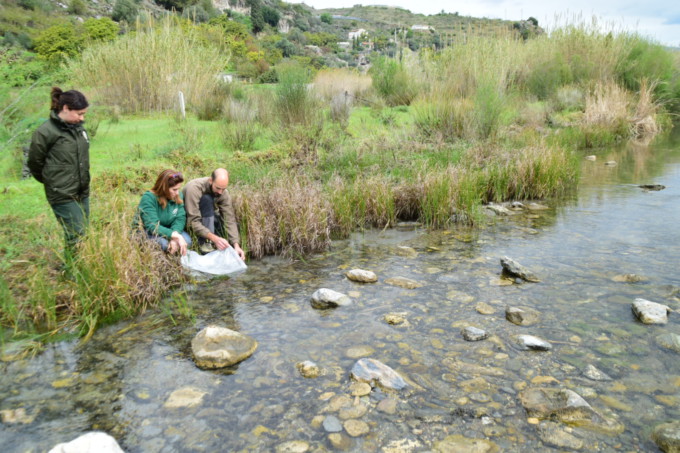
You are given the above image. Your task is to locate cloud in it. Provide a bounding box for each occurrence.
[663,15,680,25]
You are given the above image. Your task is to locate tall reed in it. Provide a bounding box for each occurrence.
[71,16,227,113]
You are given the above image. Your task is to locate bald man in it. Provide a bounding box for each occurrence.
[182,168,245,259]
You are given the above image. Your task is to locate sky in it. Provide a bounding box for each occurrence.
[287,0,680,47]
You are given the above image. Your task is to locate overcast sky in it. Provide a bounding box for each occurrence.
[287,0,679,47]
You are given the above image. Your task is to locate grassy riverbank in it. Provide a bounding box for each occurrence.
[1,19,678,347]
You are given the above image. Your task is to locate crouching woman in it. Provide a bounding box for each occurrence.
[134,170,192,255]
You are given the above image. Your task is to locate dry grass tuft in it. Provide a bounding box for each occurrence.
[583,80,629,128]
[232,178,331,259]
[629,79,661,143]
[313,68,372,101]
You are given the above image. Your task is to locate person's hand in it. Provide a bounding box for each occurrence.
[176,235,188,256]
[233,243,245,261]
[210,234,230,251]
[170,232,188,256]
[167,240,179,255]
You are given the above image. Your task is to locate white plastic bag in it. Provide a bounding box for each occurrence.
[181,247,247,278]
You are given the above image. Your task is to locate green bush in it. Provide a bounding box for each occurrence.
[112,0,138,24]
[275,62,315,125]
[83,18,120,43]
[370,56,418,106]
[34,24,83,66]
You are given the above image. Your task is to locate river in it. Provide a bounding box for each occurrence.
[1,134,679,452]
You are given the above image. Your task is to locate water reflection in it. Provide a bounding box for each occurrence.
[2,137,680,452]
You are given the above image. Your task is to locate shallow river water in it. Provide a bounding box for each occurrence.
[2,136,680,452]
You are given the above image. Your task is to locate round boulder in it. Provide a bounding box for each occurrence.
[191,325,258,369]
[346,269,378,283]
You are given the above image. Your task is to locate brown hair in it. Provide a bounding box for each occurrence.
[151,169,184,209]
[51,87,89,113]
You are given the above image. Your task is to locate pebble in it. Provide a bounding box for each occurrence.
[328,433,352,450]
[349,382,372,396]
[376,398,398,414]
[322,415,343,432]
[475,302,496,315]
[344,419,370,437]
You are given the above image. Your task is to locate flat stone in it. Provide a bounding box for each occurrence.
[395,246,418,257]
[475,302,495,315]
[537,421,584,450]
[526,202,550,211]
[344,419,370,437]
[500,256,539,282]
[505,306,540,326]
[377,398,398,414]
[513,334,552,351]
[346,269,378,283]
[652,421,680,453]
[275,440,310,453]
[385,277,423,289]
[632,298,670,324]
[322,415,343,432]
[345,346,375,359]
[349,382,372,397]
[656,333,680,353]
[164,387,207,408]
[191,325,258,369]
[338,404,368,420]
[486,203,513,216]
[0,408,37,424]
[433,434,500,453]
[583,364,612,381]
[311,288,352,309]
[328,433,353,450]
[48,432,125,453]
[612,274,647,283]
[462,326,489,341]
[351,358,407,390]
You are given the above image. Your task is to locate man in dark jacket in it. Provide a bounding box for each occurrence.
[28,88,90,257]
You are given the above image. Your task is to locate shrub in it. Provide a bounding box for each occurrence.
[275,62,316,125]
[34,24,83,66]
[112,0,138,24]
[83,18,120,43]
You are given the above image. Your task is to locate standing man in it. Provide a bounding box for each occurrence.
[183,168,245,260]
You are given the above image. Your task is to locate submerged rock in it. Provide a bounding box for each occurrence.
[323,415,343,433]
[0,407,37,425]
[537,421,584,450]
[385,277,423,289]
[500,256,540,282]
[583,364,612,381]
[486,203,513,216]
[351,358,407,391]
[311,288,352,309]
[275,440,310,453]
[383,312,409,326]
[296,360,322,378]
[612,273,647,283]
[48,432,124,453]
[656,333,680,353]
[506,306,541,326]
[632,298,671,324]
[164,387,207,408]
[343,419,369,437]
[346,269,378,283]
[395,246,418,258]
[475,302,496,315]
[191,326,258,369]
[652,421,680,453]
[433,434,500,453]
[639,184,666,191]
[513,334,552,351]
[462,326,489,341]
[519,387,624,435]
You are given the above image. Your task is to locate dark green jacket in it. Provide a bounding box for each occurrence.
[28,111,90,205]
[134,191,187,239]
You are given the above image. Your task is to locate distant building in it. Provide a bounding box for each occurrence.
[337,42,351,50]
[411,24,434,31]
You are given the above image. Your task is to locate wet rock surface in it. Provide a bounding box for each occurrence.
[505,306,541,326]
[632,298,671,324]
[350,358,407,390]
[191,325,258,369]
[652,421,680,453]
[513,334,552,351]
[500,256,540,282]
[48,432,124,453]
[345,269,378,283]
[310,288,352,309]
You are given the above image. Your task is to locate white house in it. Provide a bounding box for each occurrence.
[411,24,434,31]
[348,28,367,40]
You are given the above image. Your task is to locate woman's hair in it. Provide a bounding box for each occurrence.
[51,87,89,112]
[151,169,184,209]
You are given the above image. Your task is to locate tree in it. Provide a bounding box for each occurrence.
[83,18,119,43]
[68,0,87,15]
[320,13,332,24]
[247,0,265,33]
[112,0,139,24]
[34,24,83,65]
[262,6,280,27]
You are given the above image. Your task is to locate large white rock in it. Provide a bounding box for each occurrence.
[310,288,351,309]
[48,432,124,453]
[632,298,671,324]
[351,358,407,390]
[164,387,207,408]
[191,325,258,369]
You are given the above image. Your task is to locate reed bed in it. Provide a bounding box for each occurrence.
[71,16,226,113]
[313,68,372,101]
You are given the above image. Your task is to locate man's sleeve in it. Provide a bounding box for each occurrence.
[184,183,211,239]
[218,192,240,245]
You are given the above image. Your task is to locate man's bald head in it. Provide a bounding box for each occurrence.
[209,168,229,195]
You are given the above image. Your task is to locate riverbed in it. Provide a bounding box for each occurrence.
[1,136,679,452]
